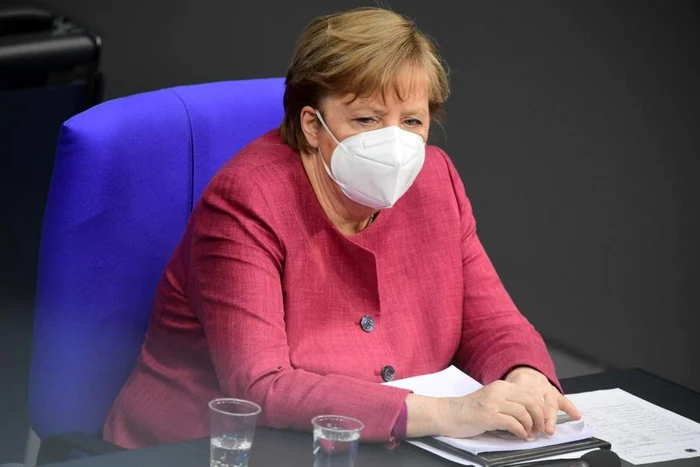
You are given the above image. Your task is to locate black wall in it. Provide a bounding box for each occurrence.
[38,0,699,390]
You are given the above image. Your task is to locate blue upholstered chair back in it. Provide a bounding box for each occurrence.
[29,77,285,439]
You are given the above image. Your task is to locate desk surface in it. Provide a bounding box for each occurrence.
[49,369,700,467]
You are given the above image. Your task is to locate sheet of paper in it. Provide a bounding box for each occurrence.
[568,388,700,465]
[438,419,593,453]
[383,365,483,397]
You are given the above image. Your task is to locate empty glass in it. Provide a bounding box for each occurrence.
[312,415,364,467]
[209,398,261,467]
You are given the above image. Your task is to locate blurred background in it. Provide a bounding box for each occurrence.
[1,0,698,463]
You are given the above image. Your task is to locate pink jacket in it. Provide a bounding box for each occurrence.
[103,130,558,448]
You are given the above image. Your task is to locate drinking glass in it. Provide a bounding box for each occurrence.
[312,415,364,467]
[209,398,261,467]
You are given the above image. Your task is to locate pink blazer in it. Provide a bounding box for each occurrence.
[103,130,558,448]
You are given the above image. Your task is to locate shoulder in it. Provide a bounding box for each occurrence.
[413,144,466,200]
[398,143,472,224]
[187,131,304,257]
[188,131,294,259]
[216,130,296,184]
[200,130,300,210]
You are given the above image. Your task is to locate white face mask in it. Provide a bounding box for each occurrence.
[315,110,426,210]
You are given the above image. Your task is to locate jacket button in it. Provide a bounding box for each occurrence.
[359,315,375,332]
[381,365,395,382]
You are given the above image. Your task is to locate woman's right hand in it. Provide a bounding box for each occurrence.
[405,379,549,440]
[440,380,548,440]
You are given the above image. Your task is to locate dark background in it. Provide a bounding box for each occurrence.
[2,0,698,463]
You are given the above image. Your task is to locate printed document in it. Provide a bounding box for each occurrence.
[568,388,700,465]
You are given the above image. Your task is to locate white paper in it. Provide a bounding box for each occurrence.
[568,388,700,465]
[383,365,483,397]
[438,419,593,453]
[384,366,594,457]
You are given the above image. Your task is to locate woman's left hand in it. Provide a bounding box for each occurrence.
[505,367,582,435]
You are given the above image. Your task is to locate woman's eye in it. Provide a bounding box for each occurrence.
[404,118,423,127]
[355,117,377,125]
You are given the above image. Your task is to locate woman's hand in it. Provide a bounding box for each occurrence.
[504,366,581,435]
[439,379,549,440]
[406,369,581,440]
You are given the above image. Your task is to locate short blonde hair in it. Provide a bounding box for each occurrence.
[279,7,450,153]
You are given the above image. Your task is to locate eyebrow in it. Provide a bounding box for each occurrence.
[348,106,428,117]
[404,108,428,117]
[348,105,388,116]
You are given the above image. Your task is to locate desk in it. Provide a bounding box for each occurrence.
[48,369,700,467]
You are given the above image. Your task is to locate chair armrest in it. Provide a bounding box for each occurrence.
[37,431,124,465]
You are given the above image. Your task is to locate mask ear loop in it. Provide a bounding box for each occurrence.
[314,110,345,184]
[315,110,343,147]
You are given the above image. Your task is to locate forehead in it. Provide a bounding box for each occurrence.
[330,67,431,110]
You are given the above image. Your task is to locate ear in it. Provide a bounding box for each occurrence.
[300,105,321,151]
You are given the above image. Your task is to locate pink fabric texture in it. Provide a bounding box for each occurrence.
[392,402,409,439]
[103,130,558,449]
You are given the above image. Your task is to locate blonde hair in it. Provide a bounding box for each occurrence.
[279,7,450,153]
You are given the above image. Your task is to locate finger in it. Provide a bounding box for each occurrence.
[558,394,582,420]
[520,384,549,426]
[500,401,535,436]
[505,391,546,434]
[543,391,560,435]
[491,413,530,440]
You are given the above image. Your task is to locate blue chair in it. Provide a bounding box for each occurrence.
[28,77,285,464]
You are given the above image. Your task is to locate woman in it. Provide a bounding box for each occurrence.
[104,7,580,449]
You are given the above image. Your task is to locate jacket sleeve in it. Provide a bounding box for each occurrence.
[437,149,561,391]
[187,168,410,442]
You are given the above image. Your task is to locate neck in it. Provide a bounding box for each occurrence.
[300,151,376,235]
